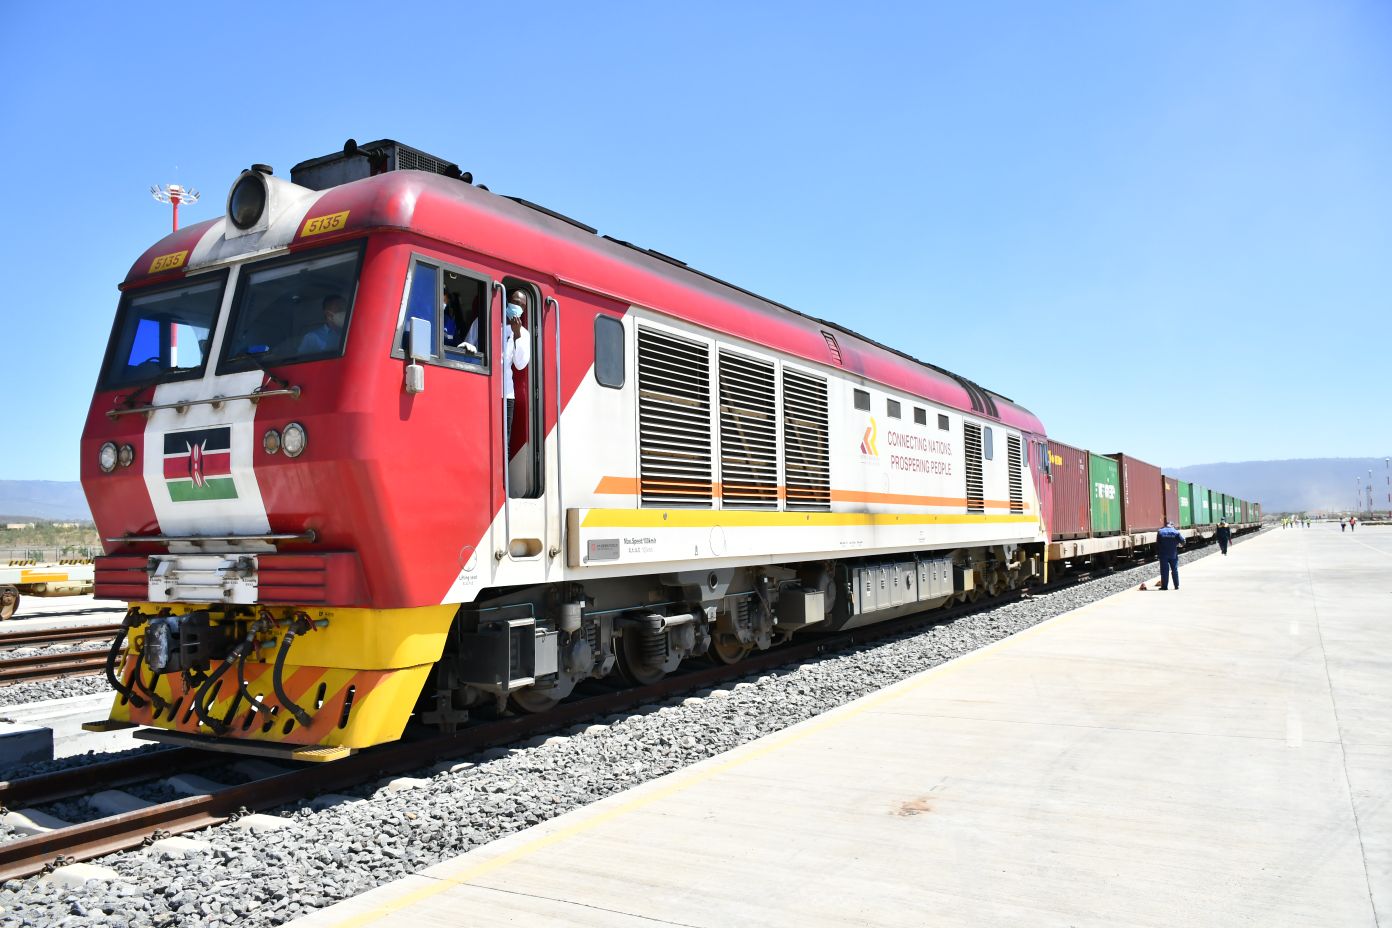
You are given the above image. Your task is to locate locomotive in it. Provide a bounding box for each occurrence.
[81,140,1254,761]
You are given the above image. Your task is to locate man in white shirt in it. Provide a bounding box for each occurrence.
[503,290,531,449]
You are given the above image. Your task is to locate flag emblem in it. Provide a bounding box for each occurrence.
[163,427,237,502]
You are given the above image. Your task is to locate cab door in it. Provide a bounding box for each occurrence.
[496,277,559,570]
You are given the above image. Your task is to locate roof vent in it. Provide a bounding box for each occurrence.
[821,331,843,365]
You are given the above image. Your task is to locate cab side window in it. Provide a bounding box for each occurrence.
[396,258,490,370]
[442,271,489,365]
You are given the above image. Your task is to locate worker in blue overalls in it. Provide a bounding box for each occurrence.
[1157,520,1185,590]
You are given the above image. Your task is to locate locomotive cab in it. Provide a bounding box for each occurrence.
[82,150,559,759]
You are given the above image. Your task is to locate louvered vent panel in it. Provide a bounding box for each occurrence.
[782,369,830,510]
[964,422,985,514]
[821,331,843,365]
[638,327,712,507]
[1007,435,1024,514]
[718,350,779,508]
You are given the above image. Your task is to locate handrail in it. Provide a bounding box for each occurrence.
[548,295,562,560]
[103,530,317,544]
[106,385,300,419]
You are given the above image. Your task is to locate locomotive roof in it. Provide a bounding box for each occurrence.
[123,170,1043,435]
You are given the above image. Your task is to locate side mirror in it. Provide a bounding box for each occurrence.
[405,317,431,395]
[408,317,433,361]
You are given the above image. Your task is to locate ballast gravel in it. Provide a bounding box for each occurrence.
[0,640,121,709]
[0,533,1262,928]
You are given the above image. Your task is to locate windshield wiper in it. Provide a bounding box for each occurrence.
[114,366,200,409]
[226,350,291,391]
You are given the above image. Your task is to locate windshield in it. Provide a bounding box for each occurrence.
[98,275,227,391]
[219,248,361,373]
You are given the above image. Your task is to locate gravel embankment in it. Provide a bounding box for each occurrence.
[0,532,1263,928]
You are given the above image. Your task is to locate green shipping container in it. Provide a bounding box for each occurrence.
[1191,483,1211,525]
[1089,453,1122,535]
[1178,480,1193,528]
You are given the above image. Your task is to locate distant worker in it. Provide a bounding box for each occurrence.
[1157,520,1184,590]
[1350,516,1357,532]
[299,294,347,353]
[1341,519,1346,532]
[1216,520,1231,555]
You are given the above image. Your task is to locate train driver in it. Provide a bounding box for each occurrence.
[298,294,348,354]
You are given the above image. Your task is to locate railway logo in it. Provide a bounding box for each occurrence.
[860,417,879,457]
[163,427,237,502]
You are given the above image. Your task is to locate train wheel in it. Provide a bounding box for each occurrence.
[509,688,562,714]
[614,633,667,686]
[0,586,19,621]
[708,633,751,666]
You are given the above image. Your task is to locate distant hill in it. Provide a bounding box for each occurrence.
[1168,458,1391,514]
[0,480,92,522]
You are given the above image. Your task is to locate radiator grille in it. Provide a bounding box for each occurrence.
[638,327,712,506]
[964,422,984,514]
[782,368,830,510]
[718,350,779,508]
[1007,434,1024,514]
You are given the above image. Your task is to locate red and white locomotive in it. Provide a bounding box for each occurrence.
[82,139,1057,760]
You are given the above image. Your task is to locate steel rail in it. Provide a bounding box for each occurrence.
[0,649,111,685]
[0,625,123,650]
[0,748,210,808]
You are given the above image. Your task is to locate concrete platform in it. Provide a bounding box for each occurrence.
[291,526,1390,928]
[1,692,139,759]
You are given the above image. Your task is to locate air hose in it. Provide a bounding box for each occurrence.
[105,609,147,709]
[272,615,315,729]
[192,634,254,734]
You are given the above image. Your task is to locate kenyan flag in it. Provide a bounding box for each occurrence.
[163,427,237,502]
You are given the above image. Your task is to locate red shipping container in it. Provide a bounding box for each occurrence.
[1108,453,1164,533]
[1162,474,1181,528]
[1046,440,1090,539]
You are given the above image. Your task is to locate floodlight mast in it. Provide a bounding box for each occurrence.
[150,183,200,232]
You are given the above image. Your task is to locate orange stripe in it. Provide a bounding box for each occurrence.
[594,476,1029,512]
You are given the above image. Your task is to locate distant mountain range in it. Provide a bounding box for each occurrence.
[1167,458,1390,514]
[2,457,1388,521]
[0,480,92,522]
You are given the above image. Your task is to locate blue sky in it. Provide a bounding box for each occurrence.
[1,1,1388,481]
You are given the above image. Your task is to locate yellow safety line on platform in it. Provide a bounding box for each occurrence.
[332,590,1118,927]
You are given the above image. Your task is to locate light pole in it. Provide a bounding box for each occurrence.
[150,183,200,232]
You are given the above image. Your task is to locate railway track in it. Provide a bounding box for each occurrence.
[0,624,123,650]
[0,649,110,685]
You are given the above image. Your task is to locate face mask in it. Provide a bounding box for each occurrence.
[329,311,346,327]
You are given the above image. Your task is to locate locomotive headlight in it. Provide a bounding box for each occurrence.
[262,428,282,455]
[98,442,118,473]
[117,444,136,468]
[281,422,307,458]
[227,171,268,230]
